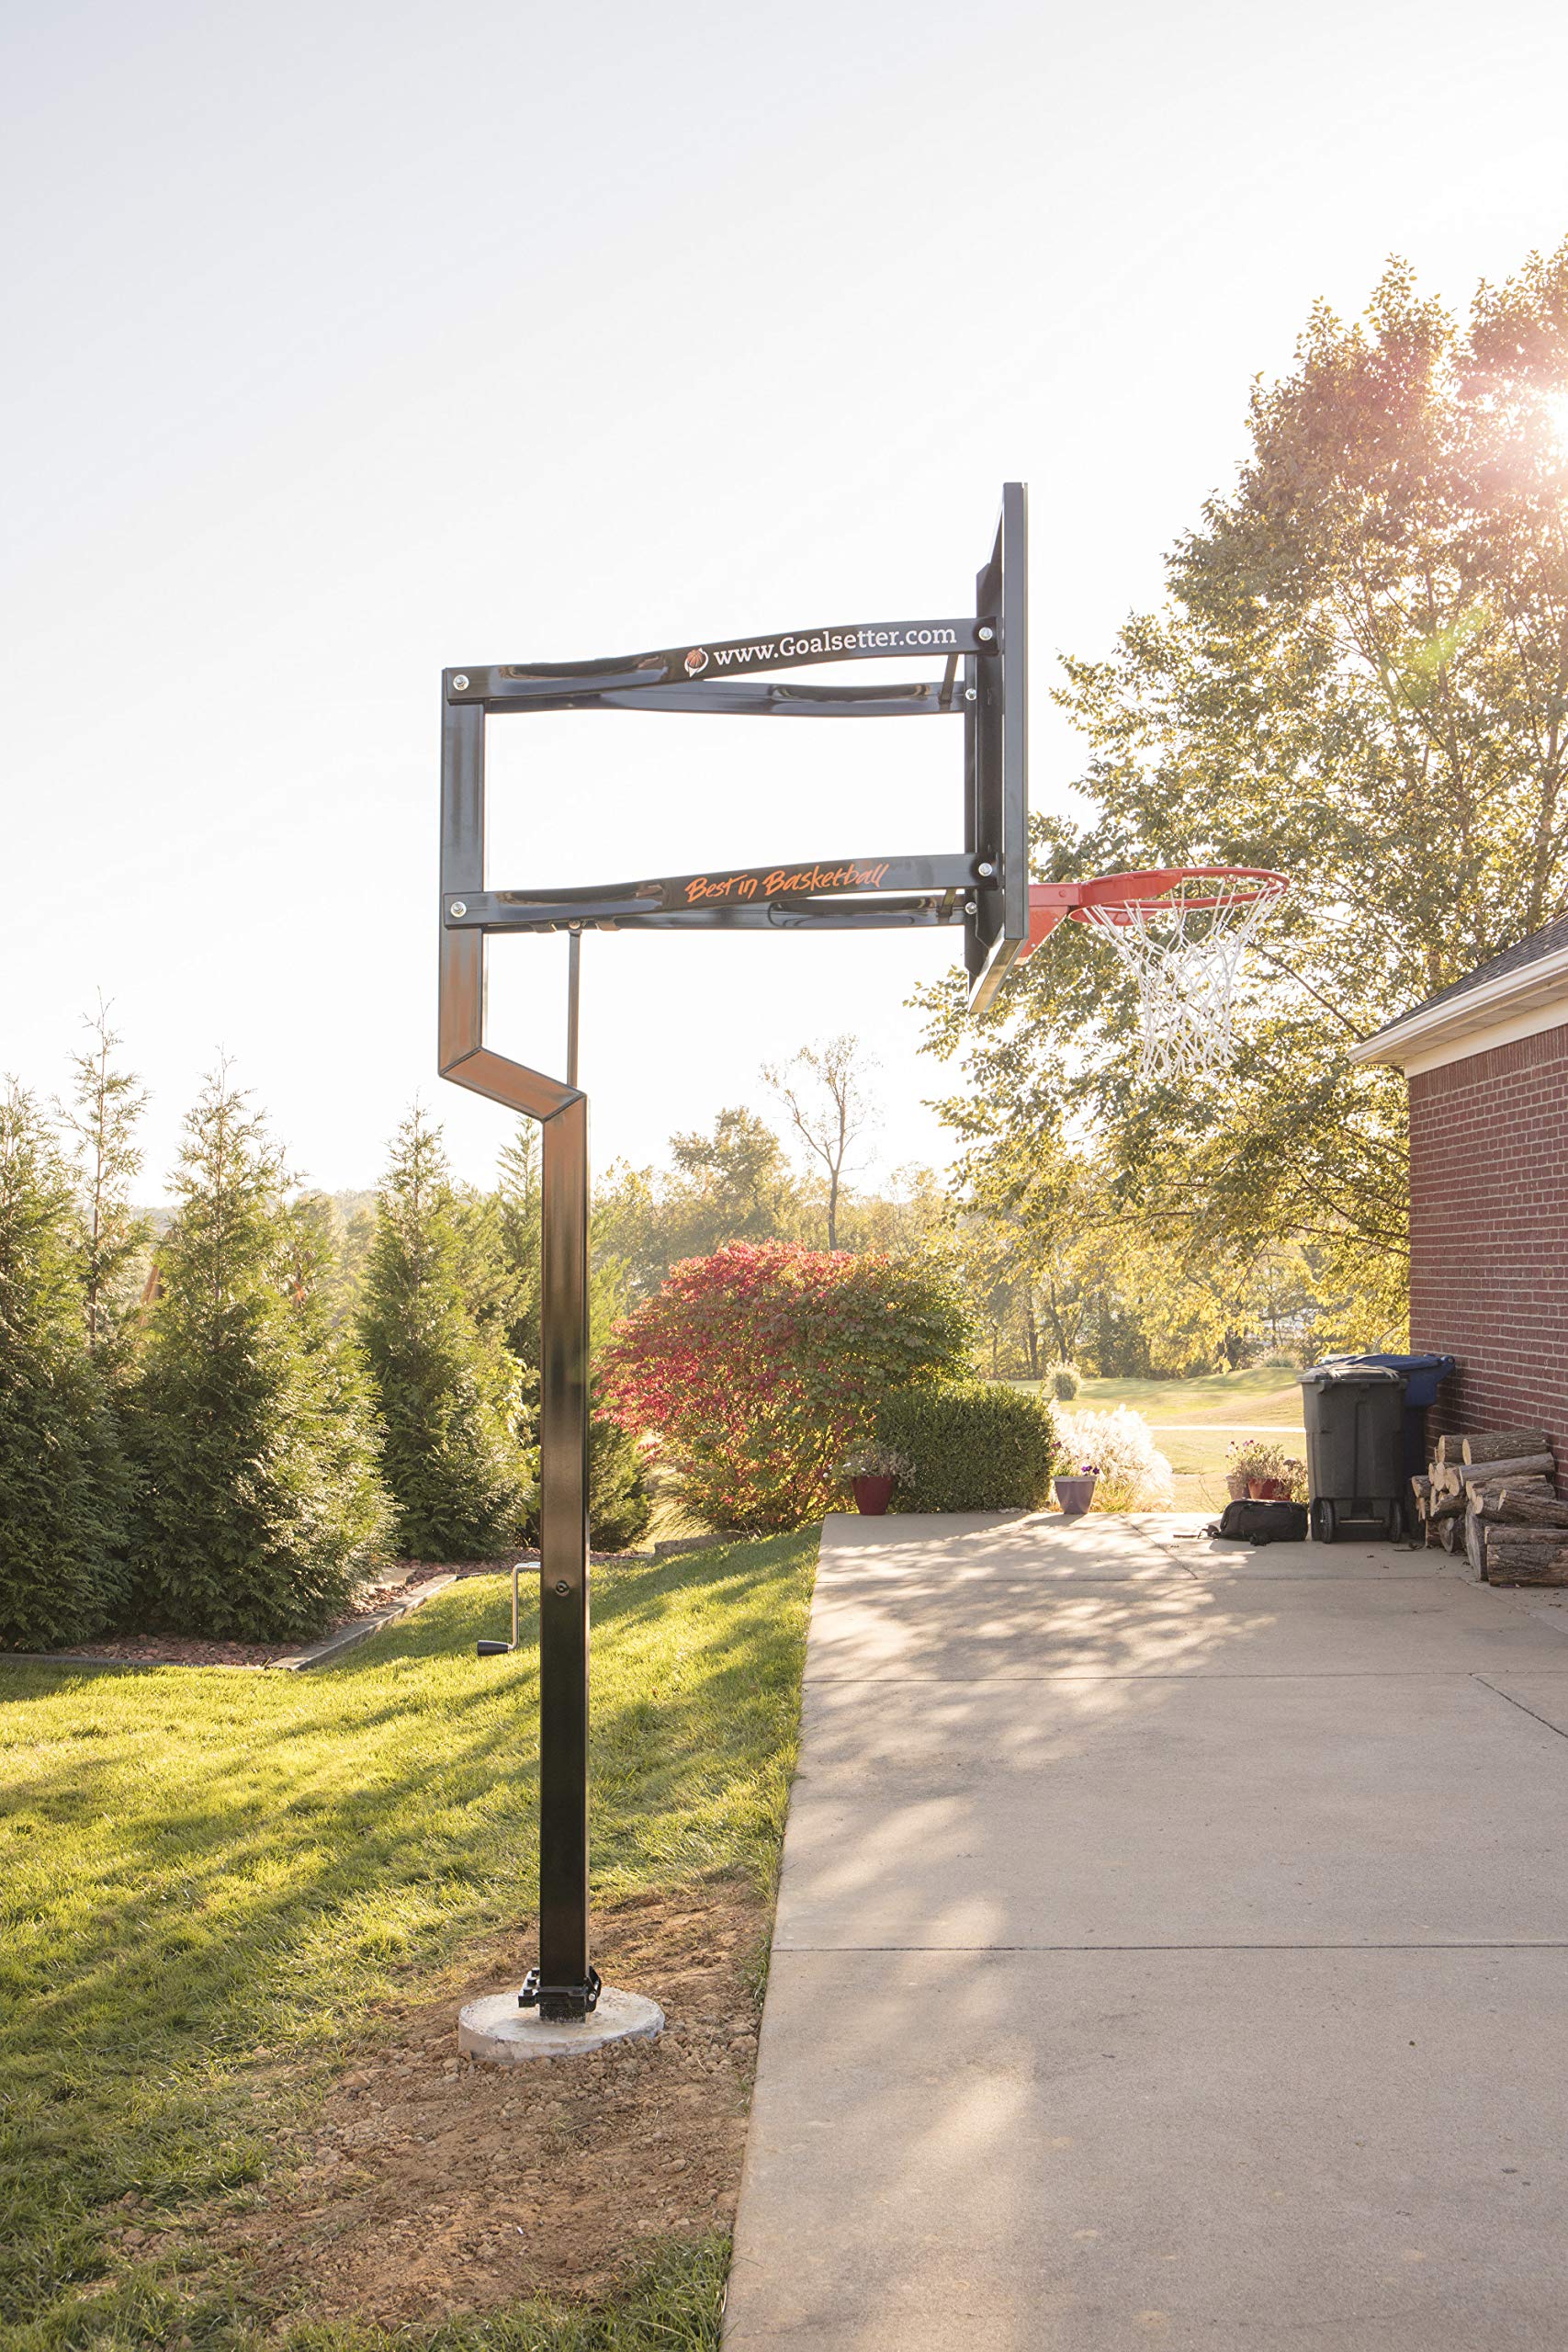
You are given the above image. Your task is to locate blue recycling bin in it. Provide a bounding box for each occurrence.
[1311,1351,1457,1513]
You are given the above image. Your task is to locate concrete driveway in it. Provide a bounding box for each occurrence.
[724,1510,1568,2350]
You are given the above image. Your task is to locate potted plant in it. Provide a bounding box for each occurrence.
[1055,1459,1100,1515]
[839,1442,911,1517]
[1225,1438,1282,1500]
[1225,1439,1307,1502]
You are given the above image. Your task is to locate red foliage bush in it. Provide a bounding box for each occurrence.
[597,1240,975,1533]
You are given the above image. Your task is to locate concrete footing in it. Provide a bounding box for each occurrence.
[457,1984,664,2064]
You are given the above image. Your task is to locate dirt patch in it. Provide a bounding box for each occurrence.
[182,1882,764,2330]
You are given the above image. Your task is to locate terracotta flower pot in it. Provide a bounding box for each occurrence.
[852,1475,894,1516]
[1248,1478,1290,1501]
[1055,1475,1098,1515]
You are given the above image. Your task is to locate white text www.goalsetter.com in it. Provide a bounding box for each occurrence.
[711,624,960,667]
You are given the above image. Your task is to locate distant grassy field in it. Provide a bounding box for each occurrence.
[1015,1369,1308,1509]
[1077,1370,1305,1424]
[0,1532,818,2351]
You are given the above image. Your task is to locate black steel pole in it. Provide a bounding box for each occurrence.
[532,943,594,2018]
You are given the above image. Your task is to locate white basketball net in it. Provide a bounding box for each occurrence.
[1077,875,1287,1081]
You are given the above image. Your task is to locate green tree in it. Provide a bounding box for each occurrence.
[0,1084,128,1649]
[595,1106,802,1297]
[833,1163,950,1258]
[279,1194,390,1567]
[60,999,149,1377]
[358,1106,527,1558]
[496,1127,625,1367]
[920,242,1568,1336]
[128,1066,386,1639]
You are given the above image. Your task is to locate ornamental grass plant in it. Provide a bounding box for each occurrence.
[1053,1405,1175,1510]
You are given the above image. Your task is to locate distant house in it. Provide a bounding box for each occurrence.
[1351,914,1568,1473]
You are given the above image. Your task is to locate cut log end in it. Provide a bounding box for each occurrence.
[1470,1485,1568,1529]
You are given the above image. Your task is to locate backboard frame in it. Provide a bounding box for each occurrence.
[439,483,1028,1012]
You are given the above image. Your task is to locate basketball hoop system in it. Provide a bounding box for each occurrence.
[1021,867,1291,1080]
[434,484,1295,2057]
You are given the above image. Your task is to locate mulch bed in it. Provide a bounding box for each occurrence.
[145,1882,763,2331]
[26,1553,659,1672]
[31,1564,467,1670]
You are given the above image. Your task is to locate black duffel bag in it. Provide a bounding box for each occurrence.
[1206,1498,1308,1545]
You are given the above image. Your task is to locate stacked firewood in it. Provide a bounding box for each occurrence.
[1411,1429,1566,1583]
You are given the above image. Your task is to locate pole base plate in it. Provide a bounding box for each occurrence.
[457,1984,664,2064]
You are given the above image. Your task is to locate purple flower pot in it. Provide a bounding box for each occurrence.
[853,1475,894,1516]
[1055,1475,1097,1516]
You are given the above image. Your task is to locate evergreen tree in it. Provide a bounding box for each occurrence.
[60,999,149,1378]
[494,1128,544,1371]
[0,1084,128,1648]
[279,1194,391,1568]
[358,1107,527,1558]
[582,1410,652,1552]
[128,1066,387,1638]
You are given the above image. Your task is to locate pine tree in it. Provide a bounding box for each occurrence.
[279,1194,391,1570]
[358,1107,527,1558]
[128,1065,387,1638]
[0,1084,128,1648]
[60,999,150,1378]
[494,1128,545,1372]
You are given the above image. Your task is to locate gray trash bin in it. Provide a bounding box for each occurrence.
[1297,1362,1407,1544]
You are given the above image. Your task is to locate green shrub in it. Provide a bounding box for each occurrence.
[876,1381,1058,1512]
[522,1406,654,1553]
[1047,1362,1081,1401]
[586,1409,653,1550]
[600,1240,976,1533]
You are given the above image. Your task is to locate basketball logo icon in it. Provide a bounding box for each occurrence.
[684,647,709,675]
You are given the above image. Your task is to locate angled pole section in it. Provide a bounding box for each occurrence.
[438,691,597,2022]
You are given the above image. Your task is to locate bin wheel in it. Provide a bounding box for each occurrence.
[1311,1498,1337,1545]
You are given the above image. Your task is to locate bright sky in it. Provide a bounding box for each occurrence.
[5,0,1566,1200]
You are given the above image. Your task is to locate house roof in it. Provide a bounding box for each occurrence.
[1350,910,1568,1071]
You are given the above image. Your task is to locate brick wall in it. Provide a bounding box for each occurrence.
[1409,1021,1568,1484]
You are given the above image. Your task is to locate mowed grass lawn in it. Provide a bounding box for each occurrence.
[0,1532,818,2352]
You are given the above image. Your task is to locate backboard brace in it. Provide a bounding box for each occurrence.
[438,487,1027,2026]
